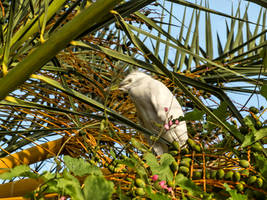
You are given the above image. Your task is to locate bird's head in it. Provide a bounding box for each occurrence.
[119,71,149,92]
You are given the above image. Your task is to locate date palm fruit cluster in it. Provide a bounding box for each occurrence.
[167,138,266,197]
[107,135,266,199]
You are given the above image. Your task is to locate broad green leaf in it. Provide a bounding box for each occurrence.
[40,171,56,182]
[244,116,257,133]
[83,175,114,200]
[40,172,58,194]
[0,165,30,180]
[118,157,137,168]
[57,170,84,200]
[64,155,102,176]
[144,153,174,181]
[158,154,175,181]
[254,153,267,179]
[241,117,267,155]
[183,108,205,121]
[145,186,171,200]
[224,183,247,200]
[242,127,267,147]
[144,152,160,172]
[212,102,228,121]
[119,154,147,178]
[175,173,203,197]
[207,102,228,130]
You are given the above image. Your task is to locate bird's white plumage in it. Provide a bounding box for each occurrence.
[119,71,188,155]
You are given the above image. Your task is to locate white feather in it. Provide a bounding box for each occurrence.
[119,71,188,155]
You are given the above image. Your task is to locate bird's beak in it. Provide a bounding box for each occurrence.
[118,82,127,92]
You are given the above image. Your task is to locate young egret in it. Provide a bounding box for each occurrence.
[119,71,188,155]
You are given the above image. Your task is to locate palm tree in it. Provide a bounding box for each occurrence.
[0,0,266,199]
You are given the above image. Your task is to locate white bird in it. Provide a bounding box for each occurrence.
[119,71,188,155]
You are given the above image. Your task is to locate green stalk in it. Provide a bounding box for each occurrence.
[10,0,67,51]
[0,0,122,100]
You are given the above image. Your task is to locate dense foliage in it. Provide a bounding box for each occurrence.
[0,0,266,199]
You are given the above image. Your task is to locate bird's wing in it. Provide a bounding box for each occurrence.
[148,79,188,145]
[149,80,177,123]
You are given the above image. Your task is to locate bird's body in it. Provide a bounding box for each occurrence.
[119,71,188,155]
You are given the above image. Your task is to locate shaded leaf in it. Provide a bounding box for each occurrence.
[83,175,114,200]
[64,155,102,176]
[145,186,171,200]
[184,108,205,121]
[242,127,267,147]
[144,152,160,171]
[0,165,31,180]
[254,153,267,179]
[224,183,247,200]
[207,102,229,130]
[57,170,84,200]
[118,157,137,168]
[144,153,175,181]
[175,173,203,196]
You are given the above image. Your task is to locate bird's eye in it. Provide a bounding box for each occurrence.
[126,78,132,83]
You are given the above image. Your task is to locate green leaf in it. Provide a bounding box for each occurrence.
[260,84,267,101]
[183,108,205,121]
[57,169,84,200]
[144,153,175,181]
[118,155,147,178]
[131,138,148,152]
[242,127,267,147]
[64,155,102,176]
[39,172,58,193]
[159,155,174,181]
[83,175,114,200]
[207,102,234,133]
[145,186,171,200]
[224,183,247,200]
[0,165,30,180]
[117,185,131,200]
[210,102,228,122]
[254,153,267,179]
[175,173,203,197]
[244,116,257,133]
[118,157,136,168]
[143,152,159,170]
[40,171,56,181]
